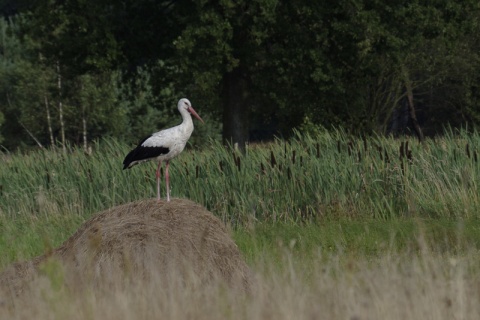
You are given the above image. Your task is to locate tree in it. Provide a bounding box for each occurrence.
[0,15,54,149]
[174,0,279,150]
[18,0,201,150]
[377,0,480,137]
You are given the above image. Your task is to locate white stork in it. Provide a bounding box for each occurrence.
[123,98,204,201]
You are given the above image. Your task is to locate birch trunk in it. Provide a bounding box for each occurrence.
[44,94,54,146]
[82,97,88,152]
[57,61,66,153]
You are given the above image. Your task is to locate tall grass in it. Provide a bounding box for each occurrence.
[1,129,479,222]
[2,247,480,320]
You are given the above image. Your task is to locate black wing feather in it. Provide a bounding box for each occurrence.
[123,136,170,169]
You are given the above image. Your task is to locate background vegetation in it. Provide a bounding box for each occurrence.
[2,132,480,319]
[1,1,480,151]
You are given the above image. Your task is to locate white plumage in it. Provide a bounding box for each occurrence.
[123,98,204,201]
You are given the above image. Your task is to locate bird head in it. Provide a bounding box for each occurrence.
[179,98,204,123]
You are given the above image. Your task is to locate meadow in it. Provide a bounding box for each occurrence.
[1,129,480,319]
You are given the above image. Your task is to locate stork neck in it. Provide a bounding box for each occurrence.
[179,108,194,130]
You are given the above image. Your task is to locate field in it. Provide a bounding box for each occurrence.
[1,129,480,319]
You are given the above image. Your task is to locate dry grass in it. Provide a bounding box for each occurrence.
[1,247,480,319]
[2,200,480,319]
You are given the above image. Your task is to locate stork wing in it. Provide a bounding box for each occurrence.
[123,134,170,169]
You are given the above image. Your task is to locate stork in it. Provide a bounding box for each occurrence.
[123,98,204,201]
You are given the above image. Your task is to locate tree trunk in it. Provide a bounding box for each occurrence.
[19,121,43,148]
[222,68,250,152]
[82,106,88,152]
[44,94,54,146]
[80,82,88,153]
[402,68,424,142]
[57,61,66,153]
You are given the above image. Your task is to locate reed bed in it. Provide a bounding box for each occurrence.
[1,129,479,223]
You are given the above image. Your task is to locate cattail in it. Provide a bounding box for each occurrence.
[87,168,93,183]
[407,150,413,162]
[337,140,341,154]
[316,143,320,158]
[260,162,265,175]
[287,166,291,180]
[347,141,353,156]
[300,155,303,167]
[196,165,199,179]
[270,151,276,168]
[466,143,471,158]
[236,157,241,171]
[219,160,223,172]
[405,141,412,162]
[46,170,51,189]
[399,141,405,159]
[474,151,478,163]
[292,150,296,165]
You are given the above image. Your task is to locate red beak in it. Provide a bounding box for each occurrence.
[188,106,204,123]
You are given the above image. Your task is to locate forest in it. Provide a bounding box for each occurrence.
[1,0,480,151]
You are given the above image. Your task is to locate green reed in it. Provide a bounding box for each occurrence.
[1,129,479,224]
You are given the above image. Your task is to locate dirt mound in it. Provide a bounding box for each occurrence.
[0,199,251,297]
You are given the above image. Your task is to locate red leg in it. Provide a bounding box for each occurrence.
[165,160,170,202]
[156,161,162,201]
